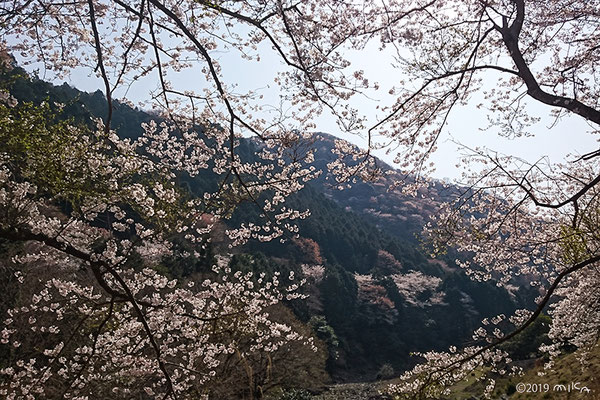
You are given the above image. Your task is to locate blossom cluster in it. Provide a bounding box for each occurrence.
[0,254,312,399]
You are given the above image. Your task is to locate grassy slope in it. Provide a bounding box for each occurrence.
[506,345,600,400]
[446,345,600,399]
[320,344,600,400]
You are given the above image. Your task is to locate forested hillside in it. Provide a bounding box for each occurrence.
[4,1,600,398]
[1,65,533,393]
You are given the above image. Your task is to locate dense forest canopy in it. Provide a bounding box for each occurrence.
[1,0,600,399]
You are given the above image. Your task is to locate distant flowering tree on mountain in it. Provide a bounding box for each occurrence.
[1,0,600,398]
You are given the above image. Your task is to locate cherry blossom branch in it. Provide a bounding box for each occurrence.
[112,0,181,37]
[498,0,600,125]
[484,151,600,211]
[197,0,304,71]
[100,264,178,399]
[400,253,600,399]
[455,252,600,368]
[0,228,178,396]
[87,0,113,133]
[147,2,173,119]
[60,295,116,397]
[112,0,146,94]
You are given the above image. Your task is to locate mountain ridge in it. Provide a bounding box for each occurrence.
[2,66,533,382]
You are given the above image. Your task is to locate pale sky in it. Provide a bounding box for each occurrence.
[14,29,599,183]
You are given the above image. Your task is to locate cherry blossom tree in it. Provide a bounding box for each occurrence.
[0,80,319,398]
[0,0,361,397]
[363,0,600,397]
[0,0,380,391]
[1,0,371,394]
[3,0,600,398]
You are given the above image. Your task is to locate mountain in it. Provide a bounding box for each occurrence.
[310,132,461,242]
[1,66,534,383]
